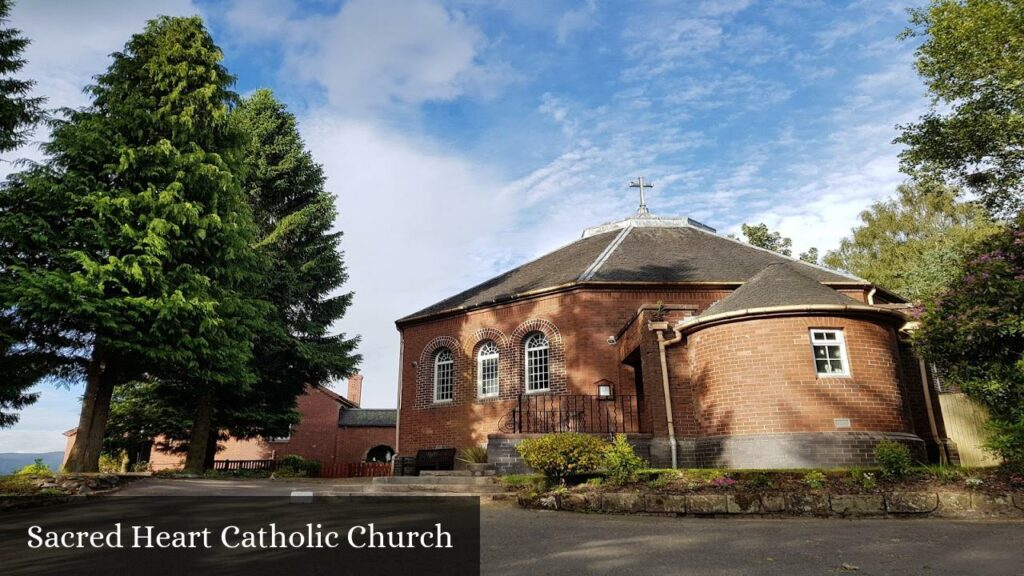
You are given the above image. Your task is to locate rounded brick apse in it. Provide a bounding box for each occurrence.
[684,313,926,468]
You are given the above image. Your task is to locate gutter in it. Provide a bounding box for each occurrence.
[651,321,684,469]
[394,333,404,457]
[917,357,948,465]
[675,303,906,335]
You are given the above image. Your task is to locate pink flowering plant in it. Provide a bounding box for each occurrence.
[916,218,1024,470]
[710,475,737,488]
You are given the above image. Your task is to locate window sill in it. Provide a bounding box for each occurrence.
[816,373,852,380]
[525,388,551,395]
[432,399,454,405]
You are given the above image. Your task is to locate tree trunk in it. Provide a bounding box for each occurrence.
[203,429,218,471]
[183,392,213,474]
[64,346,118,472]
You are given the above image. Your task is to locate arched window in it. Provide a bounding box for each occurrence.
[524,332,550,392]
[366,445,395,463]
[433,348,454,402]
[477,341,500,398]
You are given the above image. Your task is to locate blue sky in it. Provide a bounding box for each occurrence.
[1,0,928,452]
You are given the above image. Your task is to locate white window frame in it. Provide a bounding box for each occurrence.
[524,332,551,393]
[433,348,455,403]
[477,341,500,398]
[809,329,851,377]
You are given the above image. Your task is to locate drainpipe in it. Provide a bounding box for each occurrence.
[655,324,684,469]
[867,287,877,305]
[918,357,948,465]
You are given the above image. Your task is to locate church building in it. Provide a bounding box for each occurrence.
[394,196,956,472]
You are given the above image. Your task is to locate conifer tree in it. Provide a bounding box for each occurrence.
[0,16,259,471]
[0,0,42,153]
[104,91,361,469]
[230,88,360,425]
[0,0,48,428]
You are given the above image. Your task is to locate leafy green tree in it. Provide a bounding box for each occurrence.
[103,380,188,465]
[740,222,794,256]
[0,0,42,153]
[0,16,259,472]
[823,181,1000,301]
[898,0,1024,218]
[798,247,819,265]
[915,217,1024,469]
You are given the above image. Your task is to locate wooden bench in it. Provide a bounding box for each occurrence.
[414,448,457,473]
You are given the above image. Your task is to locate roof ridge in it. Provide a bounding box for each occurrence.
[578,224,633,281]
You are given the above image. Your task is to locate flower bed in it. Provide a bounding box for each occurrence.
[511,467,1024,518]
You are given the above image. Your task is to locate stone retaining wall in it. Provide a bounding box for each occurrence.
[522,490,1024,518]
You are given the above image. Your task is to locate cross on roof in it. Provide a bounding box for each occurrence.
[629,176,653,216]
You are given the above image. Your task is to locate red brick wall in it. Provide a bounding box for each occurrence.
[684,315,912,437]
[146,387,395,470]
[396,285,735,454]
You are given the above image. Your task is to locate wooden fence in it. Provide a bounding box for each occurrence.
[938,392,1001,467]
[319,461,392,479]
[213,459,276,472]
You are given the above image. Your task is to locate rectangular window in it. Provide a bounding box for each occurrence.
[478,356,499,397]
[810,329,849,376]
[434,359,454,402]
[526,348,550,392]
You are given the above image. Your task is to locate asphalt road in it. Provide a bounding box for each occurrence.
[109,479,1024,576]
[482,504,1024,576]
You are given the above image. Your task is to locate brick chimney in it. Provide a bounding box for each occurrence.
[346,374,363,407]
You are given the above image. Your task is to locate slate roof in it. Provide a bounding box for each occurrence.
[399,215,865,323]
[700,262,863,318]
[338,409,397,427]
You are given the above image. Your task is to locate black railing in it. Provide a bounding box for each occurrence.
[505,394,639,434]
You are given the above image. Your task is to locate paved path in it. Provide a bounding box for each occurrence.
[114,479,1023,576]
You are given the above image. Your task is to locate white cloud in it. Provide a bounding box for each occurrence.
[555,0,598,45]
[1,0,198,176]
[223,0,514,113]
[300,114,517,406]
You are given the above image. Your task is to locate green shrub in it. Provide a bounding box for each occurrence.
[457,446,488,464]
[646,470,679,490]
[0,475,43,495]
[874,440,913,479]
[304,459,322,478]
[985,419,1024,472]
[15,458,52,477]
[602,434,645,485]
[746,472,773,490]
[926,464,966,483]
[276,454,321,477]
[99,453,124,473]
[501,474,548,492]
[516,433,609,481]
[803,470,826,490]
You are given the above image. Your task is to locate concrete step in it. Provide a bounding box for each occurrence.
[372,475,500,486]
[420,470,496,477]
